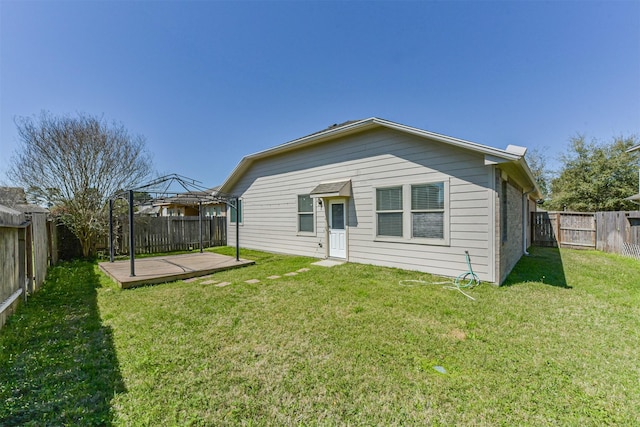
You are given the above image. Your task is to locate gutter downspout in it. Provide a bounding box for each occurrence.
[522,189,536,256]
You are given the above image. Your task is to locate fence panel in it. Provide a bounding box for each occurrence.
[532,212,596,249]
[1,207,55,330]
[0,207,26,329]
[596,211,640,260]
[31,212,49,292]
[118,216,226,255]
[532,212,558,247]
[558,212,596,249]
[534,210,640,260]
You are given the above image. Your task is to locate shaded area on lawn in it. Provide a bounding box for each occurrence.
[502,246,569,288]
[0,260,125,426]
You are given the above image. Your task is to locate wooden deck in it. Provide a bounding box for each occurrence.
[99,252,255,289]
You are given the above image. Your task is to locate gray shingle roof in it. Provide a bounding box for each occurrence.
[310,181,350,195]
[0,187,49,213]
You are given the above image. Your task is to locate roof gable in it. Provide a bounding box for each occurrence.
[219,117,540,197]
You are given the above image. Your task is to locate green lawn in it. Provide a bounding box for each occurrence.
[1,247,639,426]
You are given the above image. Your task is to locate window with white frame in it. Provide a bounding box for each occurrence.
[203,205,223,217]
[411,183,445,239]
[375,181,449,244]
[297,195,314,233]
[230,199,242,223]
[167,207,184,217]
[376,187,403,237]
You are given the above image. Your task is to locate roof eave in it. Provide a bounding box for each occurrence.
[626,144,640,153]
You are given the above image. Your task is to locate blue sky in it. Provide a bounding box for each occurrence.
[1,0,639,189]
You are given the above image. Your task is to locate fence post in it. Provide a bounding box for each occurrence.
[235,198,239,261]
[18,224,27,302]
[128,190,135,277]
[25,222,34,294]
[109,199,114,262]
[199,202,203,253]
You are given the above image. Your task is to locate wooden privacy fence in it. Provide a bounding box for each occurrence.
[596,211,640,259]
[532,212,596,249]
[0,207,57,329]
[533,210,640,260]
[111,216,226,255]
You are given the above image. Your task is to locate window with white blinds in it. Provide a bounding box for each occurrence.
[411,183,444,239]
[297,194,314,233]
[376,187,403,237]
[375,181,448,244]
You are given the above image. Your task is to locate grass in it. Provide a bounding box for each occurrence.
[1,246,639,425]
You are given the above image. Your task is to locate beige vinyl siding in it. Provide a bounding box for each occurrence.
[227,128,495,281]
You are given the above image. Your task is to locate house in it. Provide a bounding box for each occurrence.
[218,118,542,284]
[155,186,226,217]
[0,187,49,214]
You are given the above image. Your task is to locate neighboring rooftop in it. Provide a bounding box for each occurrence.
[0,187,48,213]
[153,186,222,206]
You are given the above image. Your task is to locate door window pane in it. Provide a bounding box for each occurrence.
[331,203,345,229]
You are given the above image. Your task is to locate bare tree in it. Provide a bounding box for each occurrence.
[9,111,153,257]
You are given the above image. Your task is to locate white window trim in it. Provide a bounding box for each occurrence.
[375,186,404,238]
[297,194,316,236]
[373,179,450,246]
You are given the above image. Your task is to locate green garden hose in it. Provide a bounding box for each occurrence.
[399,250,481,300]
[454,251,481,289]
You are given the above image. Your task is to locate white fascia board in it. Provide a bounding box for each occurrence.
[626,144,640,153]
[219,161,246,194]
[372,118,522,160]
[485,155,511,165]
[517,157,543,199]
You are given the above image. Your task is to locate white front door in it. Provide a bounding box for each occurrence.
[328,200,346,259]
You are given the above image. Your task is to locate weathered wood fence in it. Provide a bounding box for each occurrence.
[533,211,640,260]
[595,211,640,259]
[532,212,596,249]
[111,216,226,255]
[0,207,57,329]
